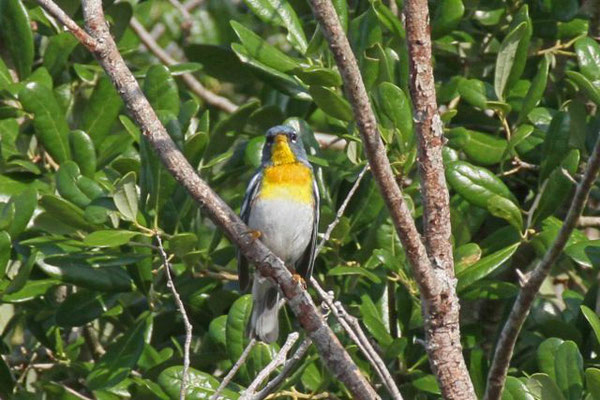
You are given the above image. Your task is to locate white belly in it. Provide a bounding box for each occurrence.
[248,198,314,264]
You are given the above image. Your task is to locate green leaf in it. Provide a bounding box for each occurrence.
[0,354,13,398]
[56,161,92,208]
[230,20,299,72]
[158,366,240,400]
[328,265,381,283]
[144,65,180,116]
[378,82,414,145]
[36,254,134,292]
[39,195,97,231]
[232,44,310,100]
[0,231,10,280]
[226,294,253,380]
[43,32,79,79]
[554,341,583,400]
[447,128,508,166]
[360,294,393,346]
[0,56,13,91]
[565,240,600,268]
[309,86,352,121]
[371,0,404,40]
[294,66,342,87]
[581,305,600,346]
[586,368,600,400]
[533,149,579,224]
[458,79,488,109]
[502,376,535,400]
[446,160,517,209]
[574,36,600,82]
[56,290,118,327]
[432,0,465,38]
[495,22,528,100]
[114,172,139,222]
[0,0,33,79]
[457,243,519,292]
[81,76,123,147]
[519,55,550,122]
[412,374,441,394]
[540,111,571,181]
[565,71,600,107]
[242,0,307,54]
[84,230,139,248]
[487,195,523,231]
[86,312,152,389]
[19,82,71,163]
[69,130,97,177]
[527,373,566,400]
[184,44,253,84]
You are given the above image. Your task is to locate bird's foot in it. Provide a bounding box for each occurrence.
[291,271,307,290]
[244,229,262,242]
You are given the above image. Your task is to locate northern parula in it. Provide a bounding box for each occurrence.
[238,125,320,343]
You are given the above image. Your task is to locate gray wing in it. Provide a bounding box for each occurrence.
[297,178,320,279]
[237,171,262,292]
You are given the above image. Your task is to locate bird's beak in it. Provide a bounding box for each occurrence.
[275,134,287,144]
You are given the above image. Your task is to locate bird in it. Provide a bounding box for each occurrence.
[237,125,320,343]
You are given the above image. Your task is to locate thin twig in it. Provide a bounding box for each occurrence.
[252,338,313,400]
[129,17,237,113]
[312,165,402,399]
[157,234,193,400]
[36,0,98,49]
[241,333,300,399]
[484,132,600,400]
[211,338,257,400]
[316,165,369,255]
[82,324,105,361]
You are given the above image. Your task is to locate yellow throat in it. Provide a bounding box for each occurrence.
[259,134,314,204]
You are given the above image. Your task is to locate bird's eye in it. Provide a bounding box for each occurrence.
[266,136,274,145]
[290,133,298,143]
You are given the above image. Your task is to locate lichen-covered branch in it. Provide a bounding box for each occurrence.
[308,0,475,398]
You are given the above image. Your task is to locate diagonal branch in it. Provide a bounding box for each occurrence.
[308,0,475,398]
[36,1,378,398]
[129,17,238,113]
[484,132,600,399]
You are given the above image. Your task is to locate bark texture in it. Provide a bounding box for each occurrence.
[309,0,476,398]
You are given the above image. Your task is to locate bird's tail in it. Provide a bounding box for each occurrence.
[249,273,280,343]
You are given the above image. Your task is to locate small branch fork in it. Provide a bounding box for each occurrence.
[156,234,193,400]
[484,133,600,399]
[211,338,257,400]
[39,0,377,398]
[241,333,300,399]
[308,0,475,398]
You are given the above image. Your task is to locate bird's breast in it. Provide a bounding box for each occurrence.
[259,163,314,205]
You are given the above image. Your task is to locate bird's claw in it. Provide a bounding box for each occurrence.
[292,273,307,290]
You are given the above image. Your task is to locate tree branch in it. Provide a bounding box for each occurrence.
[129,17,237,113]
[212,338,257,400]
[241,333,300,399]
[38,1,378,398]
[156,234,192,400]
[308,0,475,398]
[484,133,600,399]
[251,338,313,400]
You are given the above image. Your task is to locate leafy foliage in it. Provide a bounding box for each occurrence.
[1,0,600,398]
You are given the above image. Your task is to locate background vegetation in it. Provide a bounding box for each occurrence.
[1,0,600,398]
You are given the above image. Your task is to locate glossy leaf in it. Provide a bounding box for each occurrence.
[457,243,519,291]
[586,368,600,400]
[574,36,600,82]
[84,230,139,247]
[540,111,571,181]
[0,0,33,78]
[242,0,307,54]
[56,291,118,327]
[158,366,240,400]
[495,22,528,100]
[432,0,465,38]
[554,341,583,400]
[69,130,97,177]
[19,82,71,163]
[519,55,550,122]
[502,376,534,400]
[527,374,565,400]
[565,71,600,106]
[144,65,180,116]
[581,305,600,346]
[309,86,352,122]
[114,172,138,222]
[0,232,10,280]
[81,76,123,146]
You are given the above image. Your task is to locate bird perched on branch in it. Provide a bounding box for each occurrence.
[238,125,320,343]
